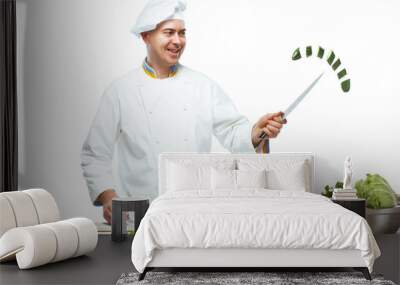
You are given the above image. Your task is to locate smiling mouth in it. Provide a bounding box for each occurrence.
[167,48,180,56]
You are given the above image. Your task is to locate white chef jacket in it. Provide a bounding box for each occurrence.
[81,65,256,204]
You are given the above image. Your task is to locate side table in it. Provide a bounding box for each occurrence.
[332,198,366,218]
[112,198,149,242]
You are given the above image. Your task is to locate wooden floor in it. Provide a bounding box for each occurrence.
[0,235,134,285]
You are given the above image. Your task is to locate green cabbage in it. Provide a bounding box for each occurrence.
[355,173,397,209]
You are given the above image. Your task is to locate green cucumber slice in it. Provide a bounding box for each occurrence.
[291,46,350,93]
[337,68,347,79]
[327,51,335,65]
[292,48,301,60]
[341,79,351,92]
[332,58,341,71]
[306,46,312,57]
[317,46,325,58]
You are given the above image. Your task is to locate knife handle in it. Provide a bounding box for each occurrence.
[259,131,268,140]
[258,114,286,140]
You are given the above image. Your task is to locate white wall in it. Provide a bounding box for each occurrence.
[17,0,400,222]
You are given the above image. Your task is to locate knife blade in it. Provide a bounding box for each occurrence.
[259,72,324,140]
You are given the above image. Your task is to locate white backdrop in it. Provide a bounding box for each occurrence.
[16,0,400,221]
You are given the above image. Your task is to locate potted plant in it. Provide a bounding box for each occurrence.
[355,173,400,234]
[322,181,343,198]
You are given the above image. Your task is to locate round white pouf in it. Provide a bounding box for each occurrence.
[0,192,39,227]
[64,218,98,257]
[0,195,17,237]
[24,189,60,224]
[0,226,57,269]
[42,221,79,262]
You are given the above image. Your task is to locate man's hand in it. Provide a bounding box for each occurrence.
[252,111,287,147]
[97,189,117,224]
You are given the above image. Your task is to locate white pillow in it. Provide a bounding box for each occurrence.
[209,158,237,170]
[211,168,236,190]
[238,159,309,191]
[237,169,267,189]
[167,162,211,191]
[266,163,307,191]
[211,169,268,190]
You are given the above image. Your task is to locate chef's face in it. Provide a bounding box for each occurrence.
[142,19,186,67]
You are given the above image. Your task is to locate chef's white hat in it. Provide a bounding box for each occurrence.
[131,0,187,37]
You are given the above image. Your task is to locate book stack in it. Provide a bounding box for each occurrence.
[332,188,358,200]
[95,222,111,235]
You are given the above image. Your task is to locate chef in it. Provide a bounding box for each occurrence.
[81,0,286,224]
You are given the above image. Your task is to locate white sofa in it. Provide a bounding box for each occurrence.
[0,189,97,269]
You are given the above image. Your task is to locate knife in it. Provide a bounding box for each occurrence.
[259,72,324,140]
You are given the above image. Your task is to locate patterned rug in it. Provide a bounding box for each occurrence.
[116,271,396,285]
